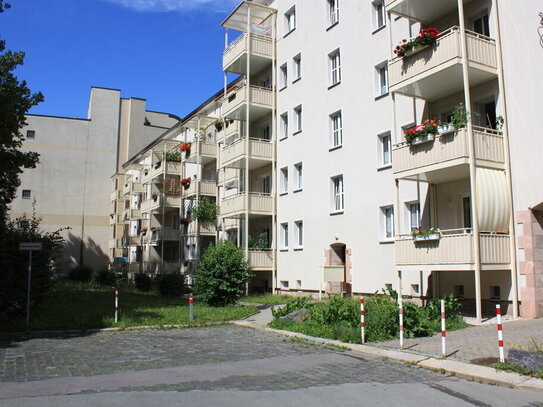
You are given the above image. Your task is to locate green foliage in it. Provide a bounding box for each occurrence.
[492,362,543,379]
[451,103,469,130]
[242,294,299,305]
[157,273,186,298]
[248,232,270,249]
[364,294,398,341]
[271,297,310,318]
[194,241,252,306]
[191,197,217,223]
[94,268,116,286]
[134,273,152,292]
[0,213,66,322]
[495,115,504,131]
[163,151,181,162]
[68,265,93,282]
[425,295,461,319]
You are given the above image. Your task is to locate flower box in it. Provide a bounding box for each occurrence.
[438,123,455,135]
[393,28,440,58]
[404,44,429,58]
[413,233,440,241]
[411,133,435,145]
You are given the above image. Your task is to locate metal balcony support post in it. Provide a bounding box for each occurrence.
[458,0,482,322]
[244,6,251,286]
[492,0,518,319]
[161,145,166,278]
[271,10,278,295]
[195,117,201,265]
[224,29,229,98]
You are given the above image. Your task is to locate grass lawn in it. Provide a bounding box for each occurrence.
[241,294,300,305]
[1,281,258,333]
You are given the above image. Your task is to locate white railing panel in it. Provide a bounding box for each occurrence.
[396,232,473,265]
[223,33,247,68]
[249,250,273,269]
[249,193,274,213]
[250,86,273,107]
[249,139,273,160]
[251,35,273,57]
[466,30,497,68]
[473,128,504,164]
[480,234,510,264]
[222,139,246,164]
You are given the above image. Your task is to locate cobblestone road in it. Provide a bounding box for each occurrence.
[1,325,541,406]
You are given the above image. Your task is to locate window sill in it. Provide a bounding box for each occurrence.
[375,92,389,101]
[329,144,342,152]
[280,248,289,252]
[292,77,301,84]
[330,210,344,216]
[328,82,341,90]
[379,238,395,244]
[377,164,392,171]
[293,188,303,193]
[279,85,287,92]
[283,28,296,39]
[326,21,339,32]
[279,136,288,142]
[279,191,288,196]
[293,247,304,251]
[372,24,386,35]
[293,130,302,136]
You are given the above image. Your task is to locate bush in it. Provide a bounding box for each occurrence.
[271,297,311,318]
[194,241,252,306]
[68,265,93,282]
[134,273,152,292]
[191,197,217,223]
[93,268,116,286]
[157,273,186,297]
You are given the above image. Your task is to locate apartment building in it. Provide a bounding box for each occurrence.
[13,87,179,271]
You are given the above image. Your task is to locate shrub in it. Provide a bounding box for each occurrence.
[363,294,398,342]
[271,297,311,318]
[194,241,252,306]
[157,273,186,297]
[68,265,93,282]
[134,273,152,292]
[191,197,217,223]
[94,268,116,286]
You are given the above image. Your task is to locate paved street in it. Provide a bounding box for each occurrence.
[1,325,542,406]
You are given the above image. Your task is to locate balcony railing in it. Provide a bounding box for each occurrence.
[220,192,274,217]
[123,181,144,196]
[389,27,497,98]
[144,161,182,182]
[221,137,273,167]
[110,190,123,201]
[223,33,273,73]
[248,250,273,270]
[149,228,181,242]
[218,167,240,186]
[396,228,510,266]
[185,221,216,236]
[142,261,180,275]
[141,195,181,213]
[183,180,217,197]
[222,85,273,118]
[393,127,504,178]
[184,142,217,163]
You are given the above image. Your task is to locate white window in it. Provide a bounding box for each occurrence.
[328,0,339,26]
[330,111,342,148]
[22,189,31,199]
[294,162,303,191]
[280,223,289,249]
[280,280,290,289]
[331,175,344,212]
[376,63,388,96]
[293,54,301,81]
[329,49,341,86]
[373,1,385,30]
[280,112,288,139]
[381,206,394,239]
[19,219,29,229]
[473,14,490,37]
[409,203,420,231]
[280,63,288,89]
[26,130,35,139]
[280,167,289,194]
[285,6,296,34]
[379,132,391,166]
[294,105,302,133]
[294,220,303,248]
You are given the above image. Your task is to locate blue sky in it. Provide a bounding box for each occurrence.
[1,0,240,118]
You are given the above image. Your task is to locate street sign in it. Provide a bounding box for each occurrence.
[19,242,43,251]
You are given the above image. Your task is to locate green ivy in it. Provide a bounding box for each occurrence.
[191,197,217,223]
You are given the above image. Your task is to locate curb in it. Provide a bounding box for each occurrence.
[231,321,543,391]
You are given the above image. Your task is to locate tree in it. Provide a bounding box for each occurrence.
[194,241,252,306]
[0,8,44,226]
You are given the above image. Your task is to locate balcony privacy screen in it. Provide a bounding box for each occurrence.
[476,168,509,233]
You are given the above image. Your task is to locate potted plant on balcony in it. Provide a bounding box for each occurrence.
[143,168,149,176]
[140,227,148,236]
[451,103,469,131]
[412,227,440,241]
[393,28,441,58]
[214,119,224,132]
[192,197,218,223]
[179,142,192,157]
[180,217,192,225]
[163,151,182,162]
[152,193,158,202]
[404,119,438,145]
[154,161,161,170]
[438,122,455,135]
[181,177,191,189]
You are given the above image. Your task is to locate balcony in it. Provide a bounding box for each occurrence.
[141,195,181,213]
[184,221,216,237]
[218,168,240,188]
[142,261,180,275]
[396,229,511,270]
[123,208,143,221]
[393,127,505,181]
[388,27,497,100]
[223,33,273,75]
[109,214,124,225]
[220,192,274,218]
[248,250,273,270]
[183,180,217,198]
[221,138,273,169]
[184,142,217,164]
[217,120,243,143]
[108,239,122,249]
[222,85,273,121]
[386,0,460,23]
[110,190,123,201]
[123,181,144,196]
[122,236,142,247]
[143,161,182,183]
[148,228,181,243]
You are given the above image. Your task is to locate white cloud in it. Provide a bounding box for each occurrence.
[102,0,239,13]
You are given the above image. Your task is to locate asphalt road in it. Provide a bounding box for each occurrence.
[1,326,541,406]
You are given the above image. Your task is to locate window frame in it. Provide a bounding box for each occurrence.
[328,0,340,27]
[373,0,386,31]
[22,189,31,199]
[280,112,289,140]
[280,167,289,195]
[329,111,343,149]
[284,6,296,35]
[294,162,303,191]
[381,205,395,241]
[378,132,392,168]
[280,222,289,250]
[376,62,389,97]
[26,130,35,139]
[293,105,302,134]
[294,220,304,249]
[292,53,302,82]
[280,63,288,89]
[409,202,420,231]
[328,49,341,87]
[331,175,344,214]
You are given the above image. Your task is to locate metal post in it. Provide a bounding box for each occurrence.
[398,269,404,349]
[496,304,505,362]
[441,299,446,357]
[189,293,194,321]
[360,297,366,344]
[26,250,32,331]
[114,288,119,323]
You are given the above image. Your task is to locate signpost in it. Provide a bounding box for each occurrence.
[19,242,43,331]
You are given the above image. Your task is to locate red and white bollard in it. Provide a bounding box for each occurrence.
[360,297,365,344]
[441,299,446,357]
[496,304,505,363]
[189,293,194,321]
[114,288,119,323]
[399,299,404,349]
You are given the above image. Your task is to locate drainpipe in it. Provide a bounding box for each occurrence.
[244,6,252,294]
[271,10,278,295]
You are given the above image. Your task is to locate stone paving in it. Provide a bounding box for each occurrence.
[372,318,543,362]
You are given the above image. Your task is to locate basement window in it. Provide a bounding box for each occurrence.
[454,285,465,299]
[490,285,501,300]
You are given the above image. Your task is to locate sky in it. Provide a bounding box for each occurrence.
[1,0,241,118]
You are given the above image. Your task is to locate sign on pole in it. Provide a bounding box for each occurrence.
[19,242,43,331]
